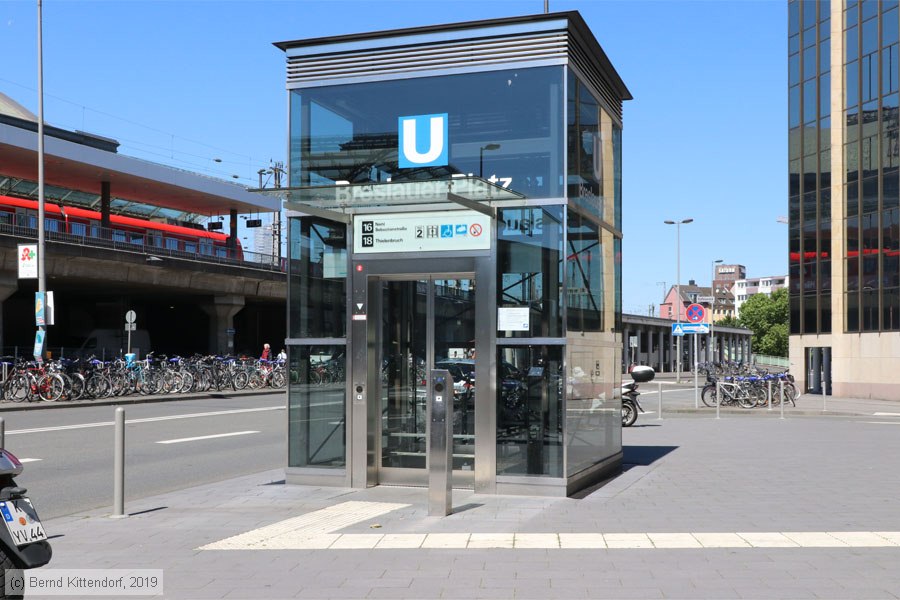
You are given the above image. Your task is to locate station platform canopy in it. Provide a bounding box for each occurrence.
[0,109,279,220]
[258,176,525,223]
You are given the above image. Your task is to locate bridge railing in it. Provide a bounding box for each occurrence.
[1,219,284,272]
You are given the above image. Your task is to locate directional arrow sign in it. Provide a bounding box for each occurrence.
[672,323,709,335]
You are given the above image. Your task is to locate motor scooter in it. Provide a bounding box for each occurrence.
[0,448,52,598]
[622,365,655,427]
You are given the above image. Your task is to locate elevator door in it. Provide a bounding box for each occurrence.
[378,276,476,486]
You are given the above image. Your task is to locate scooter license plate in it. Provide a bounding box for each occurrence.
[0,498,47,547]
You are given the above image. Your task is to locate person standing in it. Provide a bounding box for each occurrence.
[261,343,271,360]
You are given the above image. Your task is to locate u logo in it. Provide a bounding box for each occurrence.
[398,113,448,168]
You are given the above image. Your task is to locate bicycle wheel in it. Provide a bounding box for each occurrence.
[271,370,286,388]
[232,370,249,390]
[38,373,65,402]
[86,375,111,399]
[701,384,718,407]
[737,389,757,409]
[5,374,31,402]
[68,373,85,401]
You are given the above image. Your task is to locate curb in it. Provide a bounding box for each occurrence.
[0,387,285,411]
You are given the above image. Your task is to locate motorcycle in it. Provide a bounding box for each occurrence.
[0,449,52,598]
[622,365,655,427]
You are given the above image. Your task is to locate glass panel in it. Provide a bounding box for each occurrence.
[790,86,801,128]
[567,74,604,217]
[497,206,563,338]
[821,293,833,333]
[566,211,602,332]
[803,293,818,333]
[804,79,818,123]
[883,288,900,329]
[846,26,859,63]
[496,345,563,477]
[803,0,817,29]
[846,291,860,331]
[381,280,427,469]
[288,217,347,338]
[885,9,899,46]
[790,53,801,86]
[288,345,346,468]
[820,39,831,75]
[885,46,899,94]
[862,18,878,55]
[433,279,476,471]
[292,66,564,199]
[790,0,800,36]
[790,294,802,334]
[862,285,879,329]
[820,74,831,118]
[803,45,817,81]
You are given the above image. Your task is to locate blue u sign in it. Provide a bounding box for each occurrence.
[398,113,448,168]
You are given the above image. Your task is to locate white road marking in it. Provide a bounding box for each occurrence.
[873,412,900,416]
[199,503,900,551]
[156,431,260,444]
[18,458,42,463]
[7,406,284,436]
[862,421,900,425]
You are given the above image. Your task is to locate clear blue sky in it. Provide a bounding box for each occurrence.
[2,0,786,313]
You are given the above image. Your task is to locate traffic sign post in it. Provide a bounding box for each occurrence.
[125,310,136,354]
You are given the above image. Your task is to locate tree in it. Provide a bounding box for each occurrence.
[738,288,789,357]
[715,315,741,328]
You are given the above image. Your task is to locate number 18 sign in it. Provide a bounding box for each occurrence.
[18,244,38,279]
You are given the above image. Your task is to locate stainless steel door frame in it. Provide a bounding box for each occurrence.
[371,273,474,488]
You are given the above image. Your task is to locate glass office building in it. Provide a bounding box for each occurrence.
[789,0,900,399]
[276,12,632,495]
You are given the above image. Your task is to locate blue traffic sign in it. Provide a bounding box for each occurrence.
[672,323,710,336]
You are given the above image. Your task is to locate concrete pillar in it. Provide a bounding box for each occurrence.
[202,295,244,355]
[0,276,18,353]
[657,330,665,372]
[100,181,111,230]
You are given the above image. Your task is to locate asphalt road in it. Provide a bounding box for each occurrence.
[1,394,286,519]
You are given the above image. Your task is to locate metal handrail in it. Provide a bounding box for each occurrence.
[1,219,284,272]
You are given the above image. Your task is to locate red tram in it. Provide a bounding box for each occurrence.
[0,194,242,259]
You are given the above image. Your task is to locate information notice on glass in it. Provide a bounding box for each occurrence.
[497,307,530,331]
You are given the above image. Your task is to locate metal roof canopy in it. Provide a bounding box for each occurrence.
[0,120,279,216]
[259,176,525,223]
[274,11,631,102]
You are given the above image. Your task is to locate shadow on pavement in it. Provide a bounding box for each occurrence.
[623,445,678,466]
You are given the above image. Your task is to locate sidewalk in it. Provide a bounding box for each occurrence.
[32,400,900,599]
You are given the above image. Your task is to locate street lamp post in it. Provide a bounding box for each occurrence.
[710,259,723,363]
[664,218,693,382]
[479,143,500,178]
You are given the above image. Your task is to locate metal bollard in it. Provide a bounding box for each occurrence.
[767,380,772,411]
[780,380,785,420]
[0,417,4,449]
[657,381,663,420]
[112,407,126,518]
[716,381,721,420]
[822,383,827,412]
